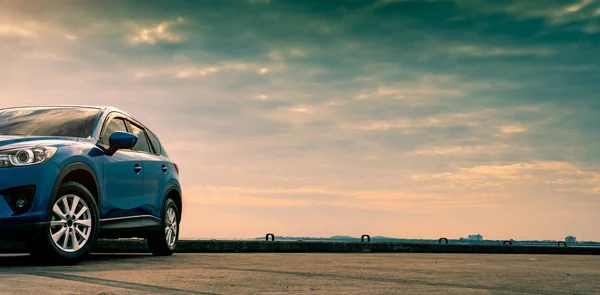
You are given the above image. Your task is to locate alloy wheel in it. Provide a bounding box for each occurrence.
[49,194,93,253]
[165,206,178,248]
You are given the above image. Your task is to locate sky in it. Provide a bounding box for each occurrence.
[1,0,599,241]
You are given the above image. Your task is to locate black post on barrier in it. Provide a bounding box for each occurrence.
[558,241,567,247]
[361,235,371,243]
[266,233,275,241]
[503,240,513,246]
[439,237,448,244]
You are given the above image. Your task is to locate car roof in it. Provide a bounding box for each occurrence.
[0,105,128,115]
[0,105,156,134]
[0,105,133,117]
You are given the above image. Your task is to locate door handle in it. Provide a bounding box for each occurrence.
[134,164,142,174]
[161,165,168,173]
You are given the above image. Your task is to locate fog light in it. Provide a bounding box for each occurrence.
[1,185,36,214]
[15,198,27,209]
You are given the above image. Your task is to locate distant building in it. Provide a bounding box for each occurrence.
[468,234,483,241]
[565,235,577,244]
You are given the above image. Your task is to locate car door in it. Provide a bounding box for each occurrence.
[141,128,171,219]
[124,120,165,219]
[99,115,145,221]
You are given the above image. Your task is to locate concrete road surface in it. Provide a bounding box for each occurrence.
[0,253,598,294]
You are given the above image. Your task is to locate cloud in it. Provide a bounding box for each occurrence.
[22,51,65,61]
[565,0,593,13]
[409,145,495,156]
[500,125,527,134]
[462,0,600,29]
[451,45,555,57]
[175,66,218,78]
[411,161,600,195]
[128,18,185,44]
[0,24,37,38]
[354,82,463,103]
[130,61,284,80]
[0,11,86,42]
[336,107,531,133]
[183,185,501,213]
[64,33,78,41]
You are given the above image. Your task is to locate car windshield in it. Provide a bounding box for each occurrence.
[0,107,100,138]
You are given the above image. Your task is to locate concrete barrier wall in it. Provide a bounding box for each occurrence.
[2,239,599,255]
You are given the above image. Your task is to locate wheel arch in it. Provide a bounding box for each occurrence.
[50,162,100,210]
[163,184,182,221]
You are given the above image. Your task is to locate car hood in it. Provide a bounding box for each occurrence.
[0,135,80,150]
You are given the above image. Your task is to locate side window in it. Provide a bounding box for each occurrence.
[147,130,162,155]
[127,122,152,153]
[99,118,128,146]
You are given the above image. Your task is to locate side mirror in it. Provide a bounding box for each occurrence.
[106,132,138,156]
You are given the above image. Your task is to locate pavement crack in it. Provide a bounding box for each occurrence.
[27,271,220,295]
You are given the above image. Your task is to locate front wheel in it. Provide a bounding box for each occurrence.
[28,181,100,265]
[147,198,179,256]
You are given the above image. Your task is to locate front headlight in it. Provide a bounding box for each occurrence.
[0,146,58,168]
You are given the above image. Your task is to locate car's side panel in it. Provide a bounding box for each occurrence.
[51,144,104,168]
[122,120,158,218]
[50,161,100,203]
[162,180,182,215]
[138,152,170,218]
[140,181,181,229]
[51,143,105,198]
[101,150,145,220]
[87,107,182,238]
[50,143,107,215]
[94,113,148,221]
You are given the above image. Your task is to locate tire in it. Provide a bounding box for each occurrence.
[28,181,100,265]
[147,198,179,256]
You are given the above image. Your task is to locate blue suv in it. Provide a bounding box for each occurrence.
[0,106,182,264]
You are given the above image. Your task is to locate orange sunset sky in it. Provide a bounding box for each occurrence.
[1,0,599,240]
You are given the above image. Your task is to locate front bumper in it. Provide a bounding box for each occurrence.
[0,221,50,239]
[0,161,60,238]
